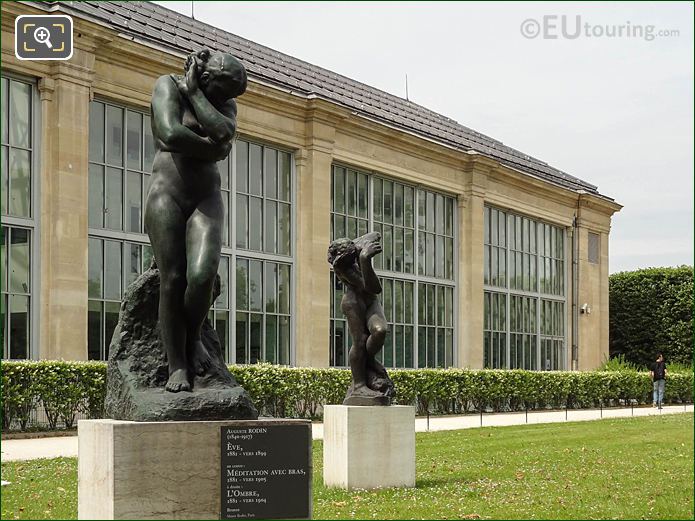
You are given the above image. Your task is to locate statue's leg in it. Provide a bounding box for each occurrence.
[184,191,224,375]
[345,312,381,397]
[144,189,190,392]
[365,302,389,378]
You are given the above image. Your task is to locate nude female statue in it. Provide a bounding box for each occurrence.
[145,48,247,393]
[327,232,395,405]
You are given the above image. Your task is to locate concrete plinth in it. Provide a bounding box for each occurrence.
[322,405,415,489]
[78,418,311,520]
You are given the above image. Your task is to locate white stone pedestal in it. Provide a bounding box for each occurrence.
[78,418,311,520]
[322,405,415,489]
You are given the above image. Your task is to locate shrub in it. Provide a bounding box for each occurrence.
[1,361,692,431]
[609,266,693,367]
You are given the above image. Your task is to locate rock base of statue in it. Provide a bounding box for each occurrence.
[323,405,415,489]
[342,361,395,406]
[77,418,312,520]
[104,265,258,421]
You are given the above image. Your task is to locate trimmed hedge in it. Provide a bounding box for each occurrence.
[609,266,693,367]
[1,361,692,431]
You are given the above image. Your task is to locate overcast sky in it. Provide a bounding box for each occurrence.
[159,1,694,273]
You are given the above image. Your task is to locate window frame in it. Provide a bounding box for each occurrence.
[483,204,569,371]
[330,162,458,369]
[1,72,40,360]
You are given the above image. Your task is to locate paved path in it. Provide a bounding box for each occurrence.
[2,405,691,462]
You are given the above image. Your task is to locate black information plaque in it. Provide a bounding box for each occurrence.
[220,424,311,519]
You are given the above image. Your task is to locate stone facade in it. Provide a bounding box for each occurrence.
[0,2,621,370]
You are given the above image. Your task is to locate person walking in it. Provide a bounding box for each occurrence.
[650,353,667,409]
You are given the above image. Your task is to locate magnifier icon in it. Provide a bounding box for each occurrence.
[33,26,53,49]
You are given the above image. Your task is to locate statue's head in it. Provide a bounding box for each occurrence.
[186,48,248,101]
[327,238,357,267]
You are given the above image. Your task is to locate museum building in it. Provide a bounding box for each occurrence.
[1,1,621,370]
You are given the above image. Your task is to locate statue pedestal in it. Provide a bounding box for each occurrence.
[78,419,312,520]
[322,405,415,490]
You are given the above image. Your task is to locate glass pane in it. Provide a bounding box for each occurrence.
[236,258,248,310]
[143,115,154,172]
[265,314,277,363]
[278,315,290,365]
[236,312,248,363]
[1,78,8,144]
[383,328,393,367]
[279,152,291,202]
[142,244,154,271]
[124,242,141,287]
[9,148,30,217]
[436,235,444,278]
[445,198,454,236]
[265,262,277,313]
[347,170,356,216]
[383,225,392,271]
[88,238,103,298]
[104,240,122,300]
[104,301,120,357]
[235,140,248,193]
[88,300,102,360]
[248,143,262,195]
[9,295,29,359]
[445,237,453,280]
[126,111,142,170]
[404,281,413,323]
[89,102,105,162]
[358,173,368,219]
[445,287,453,327]
[418,230,425,276]
[383,279,392,322]
[248,260,262,312]
[373,178,382,222]
[404,325,413,368]
[221,192,229,246]
[395,325,404,368]
[278,264,290,314]
[89,164,104,228]
[235,194,247,249]
[264,200,276,253]
[105,167,123,230]
[333,167,345,214]
[395,280,403,323]
[394,227,403,272]
[278,203,291,256]
[9,80,30,148]
[215,311,229,362]
[394,183,403,226]
[217,256,229,309]
[126,171,142,233]
[418,326,427,368]
[383,180,392,224]
[249,313,262,363]
[106,105,123,166]
[426,233,434,276]
[0,227,6,294]
[9,228,30,293]
[264,148,277,199]
[404,228,414,274]
[2,145,8,215]
[404,186,414,228]
[426,192,435,232]
[249,197,262,251]
[417,189,426,230]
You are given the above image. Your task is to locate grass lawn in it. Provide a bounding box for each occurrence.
[1,414,692,520]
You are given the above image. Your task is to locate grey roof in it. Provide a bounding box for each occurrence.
[31,0,602,195]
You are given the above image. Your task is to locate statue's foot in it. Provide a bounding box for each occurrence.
[352,383,384,398]
[189,340,212,376]
[165,369,191,392]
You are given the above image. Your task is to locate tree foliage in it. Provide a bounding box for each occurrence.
[609,266,693,367]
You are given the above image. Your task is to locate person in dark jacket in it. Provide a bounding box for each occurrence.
[649,353,667,409]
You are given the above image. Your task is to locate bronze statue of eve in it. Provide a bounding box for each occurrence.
[145,48,247,393]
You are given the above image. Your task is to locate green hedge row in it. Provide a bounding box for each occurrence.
[2,361,692,431]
